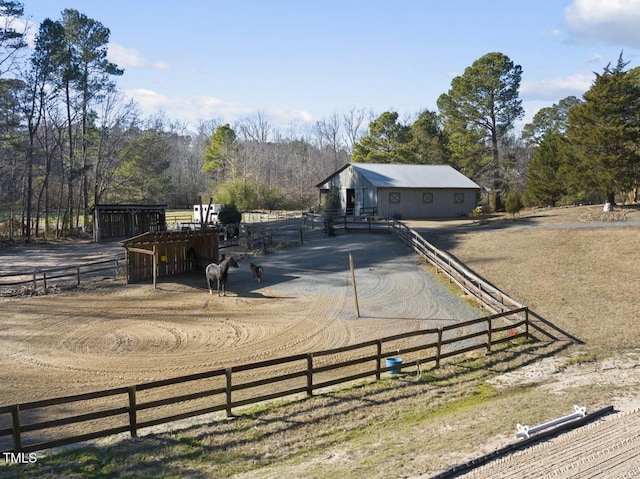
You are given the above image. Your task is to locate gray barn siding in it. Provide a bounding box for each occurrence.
[377,188,477,219]
[316,163,480,219]
[317,168,377,214]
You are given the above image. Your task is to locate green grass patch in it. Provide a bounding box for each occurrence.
[566,352,599,365]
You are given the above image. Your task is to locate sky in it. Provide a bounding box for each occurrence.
[17,0,640,134]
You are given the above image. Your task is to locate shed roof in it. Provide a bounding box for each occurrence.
[92,204,167,212]
[317,163,481,189]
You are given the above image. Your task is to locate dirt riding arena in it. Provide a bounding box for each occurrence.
[0,232,485,406]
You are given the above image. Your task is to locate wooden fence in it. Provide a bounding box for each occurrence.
[0,257,123,295]
[388,221,524,314]
[296,217,524,314]
[0,307,529,453]
[0,220,533,454]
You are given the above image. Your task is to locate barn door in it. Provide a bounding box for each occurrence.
[346,189,355,215]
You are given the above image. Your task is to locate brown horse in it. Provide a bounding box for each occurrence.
[205,256,239,296]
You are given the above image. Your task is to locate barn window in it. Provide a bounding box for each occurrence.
[454,192,465,204]
[389,192,401,204]
[423,192,433,204]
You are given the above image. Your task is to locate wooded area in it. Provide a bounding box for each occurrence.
[1,2,638,242]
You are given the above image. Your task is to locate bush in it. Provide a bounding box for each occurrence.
[505,190,524,217]
[218,203,242,225]
[323,186,340,215]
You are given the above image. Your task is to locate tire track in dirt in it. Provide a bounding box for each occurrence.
[0,233,486,404]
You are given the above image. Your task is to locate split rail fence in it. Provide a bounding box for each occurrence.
[0,257,124,295]
[0,221,532,454]
[0,307,528,454]
[389,220,525,314]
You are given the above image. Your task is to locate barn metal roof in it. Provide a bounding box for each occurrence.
[318,163,481,189]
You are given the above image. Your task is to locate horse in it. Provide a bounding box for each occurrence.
[205,256,239,296]
[250,262,263,283]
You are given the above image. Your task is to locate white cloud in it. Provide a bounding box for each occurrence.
[520,74,593,101]
[107,43,169,69]
[565,0,640,48]
[124,89,315,130]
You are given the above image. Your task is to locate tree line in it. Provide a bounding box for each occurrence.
[1,2,638,241]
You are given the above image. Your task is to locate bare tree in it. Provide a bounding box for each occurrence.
[92,90,139,205]
[342,107,370,155]
[315,112,344,170]
[235,112,272,143]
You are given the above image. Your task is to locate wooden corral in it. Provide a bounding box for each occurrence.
[93,204,167,242]
[121,230,219,286]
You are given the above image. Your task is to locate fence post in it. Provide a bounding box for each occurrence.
[153,245,157,290]
[11,404,21,452]
[32,271,37,291]
[486,317,492,352]
[306,354,313,397]
[436,328,443,367]
[77,266,81,286]
[525,308,530,340]
[376,340,382,380]
[128,386,137,437]
[43,272,47,293]
[225,367,233,417]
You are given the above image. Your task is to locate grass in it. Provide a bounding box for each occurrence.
[2,204,639,478]
[566,352,599,365]
[0,341,631,478]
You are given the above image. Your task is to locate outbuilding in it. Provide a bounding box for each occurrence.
[92,204,167,242]
[316,163,481,219]
[121,230,219,286]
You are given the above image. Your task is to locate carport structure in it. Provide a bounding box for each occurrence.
[122,230,219,287]
[93,204,167,242]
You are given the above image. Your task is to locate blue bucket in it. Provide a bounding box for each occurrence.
[385,357,403,374]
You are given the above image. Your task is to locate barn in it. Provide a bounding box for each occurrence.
[316,163,481,219]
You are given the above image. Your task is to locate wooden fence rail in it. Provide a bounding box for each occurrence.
[0,257,124,294]
[0,307,529,454]
[0,221,531,454]
[389,221,525,314]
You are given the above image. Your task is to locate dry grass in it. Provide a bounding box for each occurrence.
[425,205,640,351]
[2,204,639,478]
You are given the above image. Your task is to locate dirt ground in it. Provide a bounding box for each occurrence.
[0,232,485,405]
[2,206,640,478]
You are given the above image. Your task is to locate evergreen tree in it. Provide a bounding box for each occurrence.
[521,96,581,147]
[505,189,524,216]
[114,130,171,203]
[218,202,242,225]
[525,132,566,206]
[0,1,27,76]
[203,123,238,183]
[563,55,640,205]
[408,109,448,164]
[352,111,412,163]
[437,52,524,210]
